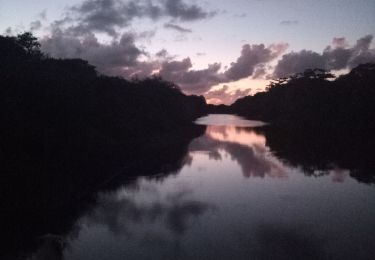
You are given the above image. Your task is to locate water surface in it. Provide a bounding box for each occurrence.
[31,114,375,260]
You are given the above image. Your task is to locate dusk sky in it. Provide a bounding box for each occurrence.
[2,0,375,104]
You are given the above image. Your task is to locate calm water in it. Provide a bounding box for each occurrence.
[31,115,375,260]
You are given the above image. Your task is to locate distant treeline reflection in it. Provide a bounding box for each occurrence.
[256,126,375,184]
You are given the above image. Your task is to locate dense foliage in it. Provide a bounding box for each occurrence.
[0,33,207,257]
[231,65,375,182]
[231,65,375,131]
[1,32,207,174]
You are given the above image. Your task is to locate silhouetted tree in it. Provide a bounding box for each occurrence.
[231,65,374,129]
[0,32,208,258]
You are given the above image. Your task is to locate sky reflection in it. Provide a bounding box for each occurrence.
[57,115,375,260]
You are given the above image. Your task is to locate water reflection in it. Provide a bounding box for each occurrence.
[21,115,375,259]
[251,224,326,260]
[62,183,215,260]
[85,187,214,237]
[189,125,287,178]
[259,125,375,183]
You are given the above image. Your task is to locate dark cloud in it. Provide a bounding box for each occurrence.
[58,0,215,37]
[225,43,289,81]
[252,64,267,79]
[154,48,177,60]
[164,0,216,21]
[280,20,299,26]
[273,35,375,78]
[156,42,287,94]
[164,22,192,33]
[68,0,137,36]
[323,47,352,70]
[152,42,287,95]
[136,29,157,40]
[332,37,348,48]
[348,34,375,68]
[121,61,160,78]
[30,20,42,31]
[36,0,285,99]
[155,48,169,58]
[4,27,13,35]
[41,31,142,75]
[158,58,224,94]
[273,50,326,78]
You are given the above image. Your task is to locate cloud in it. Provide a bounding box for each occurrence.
[42,11,373,103]
[164,0,216,21]
[347,34,375,68]
[204,85,252,105]
[40,18,285,99]
[67,0,141,36]
[57,0,215,37]
[273,35,375,78]
[234,13,247,18]
[155,42,287,94]
[38,9,47,20]
[280,20,299,26]
[158,58,224,94]
[41,31,142,75]
[164,22,192,33]
[225,43,289,81]
[86,186,213,236]
[35,0,285,101]
[273,50,326,78]
[332,37,348,48]
[155,48,169,59]
[29,20,42,31]
[4,27,13,35]
[121,61,160,78]
[252,65,267,79]
[136,29,157,41]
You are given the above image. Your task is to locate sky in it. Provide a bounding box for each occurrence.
[1,0,375,104]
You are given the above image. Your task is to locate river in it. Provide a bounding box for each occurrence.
[29,114,375,260]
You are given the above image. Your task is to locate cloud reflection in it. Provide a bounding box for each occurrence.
[189,125,288,178]
[84,185,214,237]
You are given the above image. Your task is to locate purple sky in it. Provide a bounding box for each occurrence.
[2,0,375,104]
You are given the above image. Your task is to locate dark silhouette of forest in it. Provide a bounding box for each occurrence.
[0,32,207,258]
[229,65,375,183]
[231,65,375,130]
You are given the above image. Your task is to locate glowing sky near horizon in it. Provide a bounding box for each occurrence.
[1,0,375,104]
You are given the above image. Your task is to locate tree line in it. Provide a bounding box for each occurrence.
[230,65,375,131]
[229,65,375,183]
[0,32,208,257]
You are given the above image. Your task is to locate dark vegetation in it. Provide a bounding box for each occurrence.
[206,103,231,114]
[231,66,375,182]
[0,33,206,258]
[231,66,375,130]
